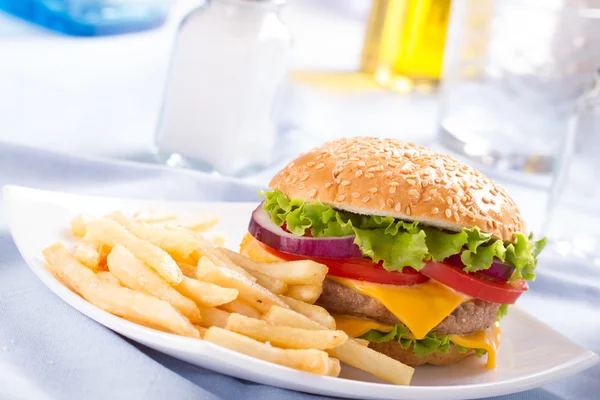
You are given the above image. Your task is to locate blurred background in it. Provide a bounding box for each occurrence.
[2,0,600,261]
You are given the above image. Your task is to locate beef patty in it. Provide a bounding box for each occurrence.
[316,279,500,336]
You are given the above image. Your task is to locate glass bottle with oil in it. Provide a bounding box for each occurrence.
[361,0,452,92]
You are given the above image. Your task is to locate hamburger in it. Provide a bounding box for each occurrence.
[240,137,546,368]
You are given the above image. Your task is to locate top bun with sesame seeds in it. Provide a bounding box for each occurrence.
[269,137,526,242]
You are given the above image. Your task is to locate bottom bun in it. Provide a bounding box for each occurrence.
[368,341,475,367]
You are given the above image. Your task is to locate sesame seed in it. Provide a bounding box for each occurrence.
[341,180,351,186]
[407,179,416,186]
[284,176,291,183]
[389,186,397,194]
[362,196,370,203]
[421,181,429,188]
[365,173,375,179]
[447,197,453,206]
[315,163,325,170]
[394,203,402,213]
[337,195,346,201]
[445,209,452,218]
[432,207,439,214]
[291,177,298,184]
[306,162,315,168]
[406,207,411,216]
[454,212,459,222]
[298,183,305,190]
[358,161,366,167]
[409,189,419,197]
[423,196,432,201]
[482,197,490,204]
[369,188,378,193]
[355,170,363,177]
[309,189,317,197]
[352,192,360,198]
[386,199,394,207]
[390,181,399,186]
[467,211,476,219]
[325,182,333,188]
[301,172,310,181]
[385,171,393,177]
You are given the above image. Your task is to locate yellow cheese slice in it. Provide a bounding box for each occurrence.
[331,314,394,338]
[328,276,467,340]
[239,233,285,263]
[449,322,501,369]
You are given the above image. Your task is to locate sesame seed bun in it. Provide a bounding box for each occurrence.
[269,137,525,242]
[368,340,475,367]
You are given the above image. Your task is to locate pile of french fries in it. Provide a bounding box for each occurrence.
[42,209,414,385]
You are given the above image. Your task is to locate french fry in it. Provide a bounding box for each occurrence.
[175,276,238,308]
[86,218,182,285]
[193,231,226,247]
[198,307,230,329]
[194,325,208,338]
[96,271,121,286]
[354,338,369,347]
[108,212,198,258]
[219,300,261,319]
[132,209,177,224]
[70,213,94,238]
[263,307,414,385]
[328,338,414,385]
[278,295,336,330]
[193,243,256,282]
[225,313,347,350]
[250,271,288,295]
[177,262,197,278]
[43,243,199,338]
[107,245,201,323]
[326,357,341,377]
[73,243,101,271]
[165,212,220,232]
[196,257,286,313]
[220,248,328,285]
[285,284,323,304]
[80,234,110,267]
[204,327,332,375]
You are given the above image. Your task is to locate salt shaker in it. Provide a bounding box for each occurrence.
[155,0,291,176]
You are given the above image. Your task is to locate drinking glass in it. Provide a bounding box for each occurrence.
[438,0,600,178]
[0,0,172,36]
[544,70,600,264]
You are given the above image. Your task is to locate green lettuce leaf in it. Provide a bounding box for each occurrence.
[359,323,486,358]
[262,190,546,280]
[497,304,509,320]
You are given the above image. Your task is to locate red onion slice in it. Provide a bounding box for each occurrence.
[249,206,364,259]
[445,254,516,282]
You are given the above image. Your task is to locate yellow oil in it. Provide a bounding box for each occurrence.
[361,0,452,91]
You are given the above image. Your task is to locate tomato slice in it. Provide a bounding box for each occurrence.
[257,239,428,286]
[420,262,528,304]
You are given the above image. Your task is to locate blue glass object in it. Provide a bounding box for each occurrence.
[0,0,172,36]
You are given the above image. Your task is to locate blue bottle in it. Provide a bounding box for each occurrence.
[0,0,172,36]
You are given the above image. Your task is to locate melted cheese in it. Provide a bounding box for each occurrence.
[332,314,394,338]
[329,276,466,340]
[449,322,501,368]
[239,233,285,263]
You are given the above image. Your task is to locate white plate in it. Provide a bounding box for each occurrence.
[3,185,598,400]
